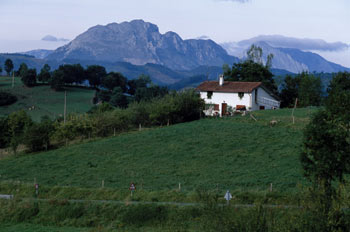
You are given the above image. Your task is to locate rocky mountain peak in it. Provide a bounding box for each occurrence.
[46,20,238,70]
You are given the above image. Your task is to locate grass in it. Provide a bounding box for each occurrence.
[0,76,95,121]
[0,223,88,232]
[0,108,315,193]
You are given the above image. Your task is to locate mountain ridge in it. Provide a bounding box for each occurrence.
[47,19,239,70]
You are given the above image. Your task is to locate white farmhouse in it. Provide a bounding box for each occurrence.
[196,75,280,116]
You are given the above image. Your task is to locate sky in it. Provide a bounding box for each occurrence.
[0,0,349,65]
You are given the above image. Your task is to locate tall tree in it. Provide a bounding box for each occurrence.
[85,65,107,88]
[102,72,127,92]
[127,75,152,95]
[298,72,323,107]
[279,75,299,108]
[50,69,65,91]
[17,63,28,77]
[4,59,14,76]
[224,60,278,95]
[21,69,37,87]
[57,64,85,85]
[37,64,51,83]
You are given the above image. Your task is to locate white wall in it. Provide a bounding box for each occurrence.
[200,87,280,115]
[200,91,252,114]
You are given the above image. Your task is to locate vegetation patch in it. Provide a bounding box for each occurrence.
[0,92,17,106]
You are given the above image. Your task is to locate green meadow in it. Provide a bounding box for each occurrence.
[0,76,95,121]
[0,108,314,193]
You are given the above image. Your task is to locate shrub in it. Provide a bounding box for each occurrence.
[0,92,17,106]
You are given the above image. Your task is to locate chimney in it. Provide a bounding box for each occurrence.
[219,74,224,86]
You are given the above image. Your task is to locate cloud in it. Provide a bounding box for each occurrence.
[214,0,250,3]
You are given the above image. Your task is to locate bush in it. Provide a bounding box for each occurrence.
[121,205,168,227]
[23,118,55,152]
[0,92,17,106]
[0,117,10,148]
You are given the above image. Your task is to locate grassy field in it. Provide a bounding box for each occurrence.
[0,223,88,232]
[0,108,315,193]
[0,76,95,121]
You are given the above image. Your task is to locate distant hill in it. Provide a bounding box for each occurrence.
[221,36,350,73]
[47,20,239,70]
[22,49,54,59]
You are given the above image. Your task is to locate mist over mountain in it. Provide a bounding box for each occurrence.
[237,35,348,51]
[47,20,239,70]
[42,35,70,42]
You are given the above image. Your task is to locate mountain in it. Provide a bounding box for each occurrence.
[47,20,239,70]
[22,49,54,59]
[221,38,350,73]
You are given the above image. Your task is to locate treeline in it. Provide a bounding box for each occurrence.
[224,58,346,108]
[11,60,170,107]
[0,90,204,153]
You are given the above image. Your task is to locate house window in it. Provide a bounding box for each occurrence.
[207,91,213,99]
[238,92,244,99]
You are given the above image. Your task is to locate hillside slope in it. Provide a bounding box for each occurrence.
[0,109,314,192]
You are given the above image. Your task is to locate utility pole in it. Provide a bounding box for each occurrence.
[64,91,67,125]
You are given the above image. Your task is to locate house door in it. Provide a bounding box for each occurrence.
[221,103,227,116]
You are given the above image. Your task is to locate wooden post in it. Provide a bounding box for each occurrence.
[178,183,181,191]
[139,124,142,131]
[102,180,104,188]
[167,119,170,126]
[270,183,273,192]
[113,128,116,136]
[64,91,67,125]
[292,98,298,124]
[250,113,257,121]
[12,71,14,88]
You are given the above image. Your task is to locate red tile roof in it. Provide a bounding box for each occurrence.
[196,81,262,93]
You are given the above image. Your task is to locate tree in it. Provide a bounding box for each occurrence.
[85,65,107,88]
[57,64,85,85]
[50,69,65,91]
[279,72,323,108]
[21,69,37,87]
[4,59,14,76]
[0,65,2,74]
[102,72,127,92]
[110,87,128,108]
[17,63,28,77]
[279,75,299,108]
[37,64,51,83]
[127,74,151,95]
[298,72,322,107]
[134,85,168,102]
[300,72,350,214]
[224,60,278,95]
